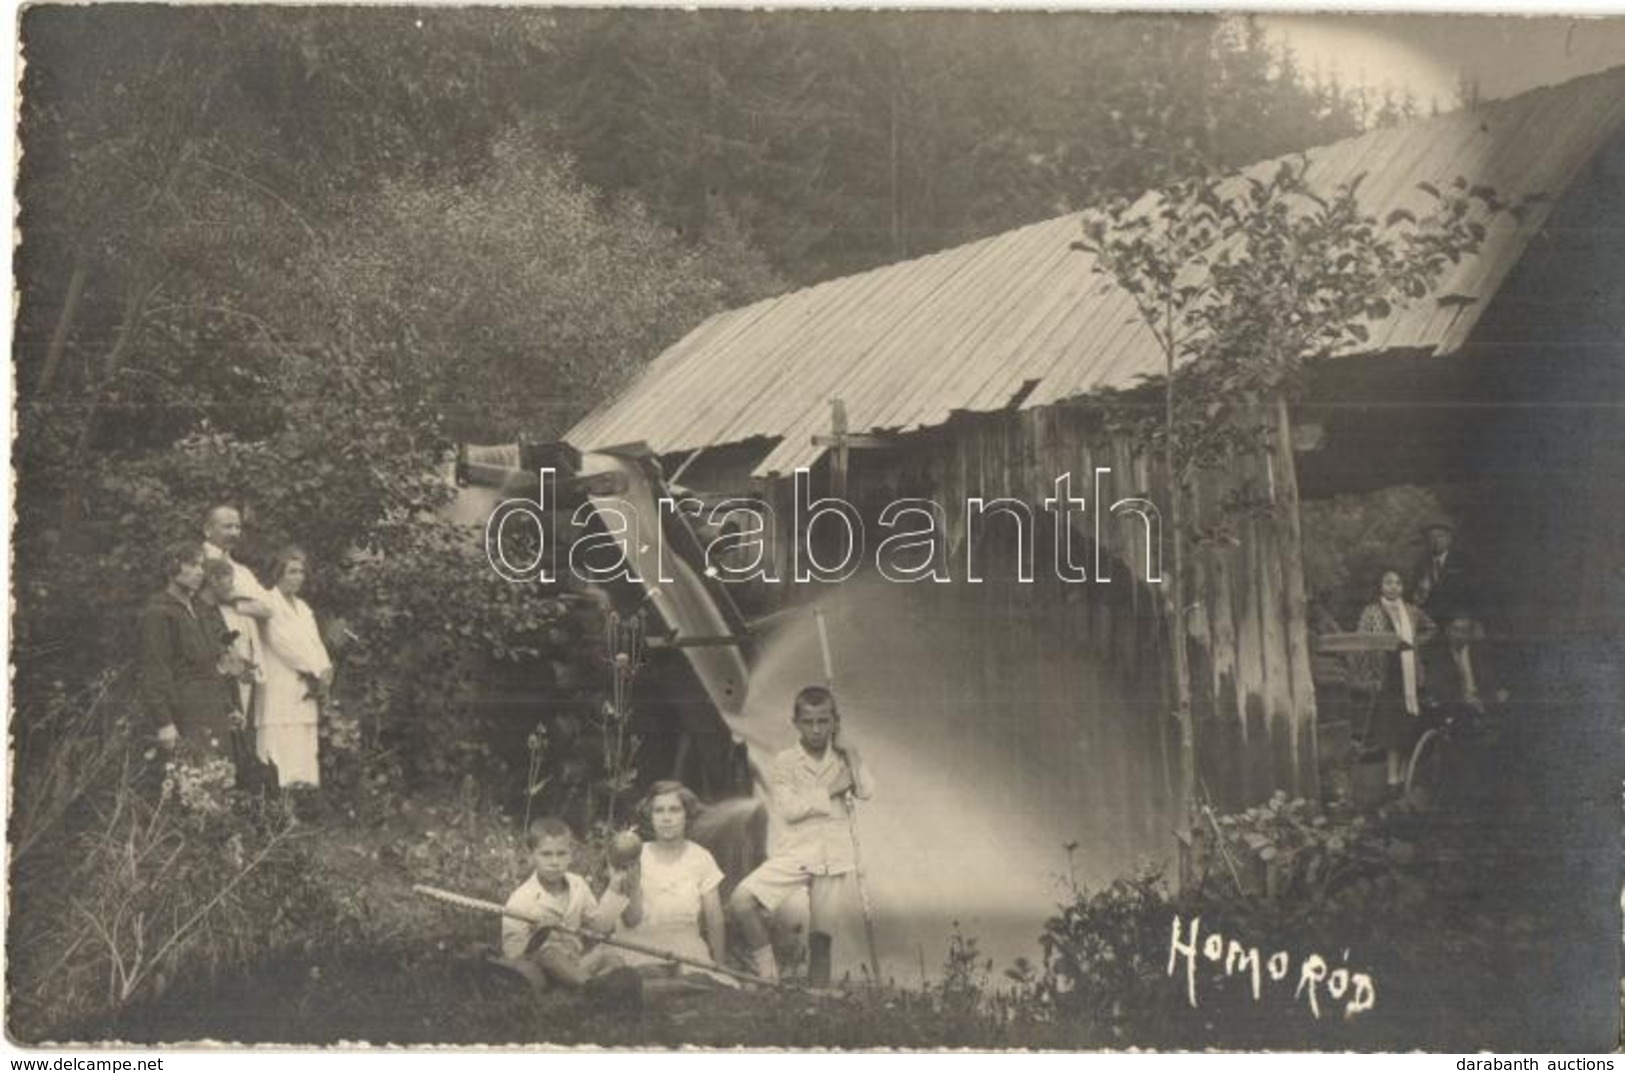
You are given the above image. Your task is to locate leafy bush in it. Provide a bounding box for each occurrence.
[1193,790,1427,919]
[1032,868,1187,1043]
[10,668,132,866]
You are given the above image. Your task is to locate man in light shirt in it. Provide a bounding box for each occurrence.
[201,504,272,713]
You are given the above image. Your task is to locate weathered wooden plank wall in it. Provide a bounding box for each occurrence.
[861,414,1176,859]
[760,400,1319,814]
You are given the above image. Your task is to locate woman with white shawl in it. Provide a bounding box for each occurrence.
[257,546,333,788]
[1351,569,1437,793]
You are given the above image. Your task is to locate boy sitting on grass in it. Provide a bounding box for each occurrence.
[498,817,642,1006]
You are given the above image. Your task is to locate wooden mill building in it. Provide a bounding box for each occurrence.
[565,67,1625,822]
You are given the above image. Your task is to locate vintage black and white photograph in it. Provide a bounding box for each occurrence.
[7,5,1625,1053]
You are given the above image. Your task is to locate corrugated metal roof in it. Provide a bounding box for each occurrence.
[567,66,1625,477]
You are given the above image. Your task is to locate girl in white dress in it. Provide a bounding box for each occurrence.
[616,781,737,986]
[257,547,333,787]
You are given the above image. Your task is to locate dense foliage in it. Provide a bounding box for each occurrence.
[13,8,764,774]
[538,12,1397,281]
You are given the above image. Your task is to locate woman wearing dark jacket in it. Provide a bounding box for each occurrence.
[137,541,241,754]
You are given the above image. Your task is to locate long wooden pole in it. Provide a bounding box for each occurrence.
[413,883,781,990]
[1164,293,1198,884]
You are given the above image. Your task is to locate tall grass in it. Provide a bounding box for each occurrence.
[8,681,349,1042]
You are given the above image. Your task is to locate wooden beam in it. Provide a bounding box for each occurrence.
[647,634,750,650]
[811,434,891,450]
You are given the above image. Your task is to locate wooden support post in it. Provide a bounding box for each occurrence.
[830,398,850,500]
[811,397,891,501]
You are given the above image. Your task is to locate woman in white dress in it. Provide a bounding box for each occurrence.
[256,546,333,788]
[615,781,737,986]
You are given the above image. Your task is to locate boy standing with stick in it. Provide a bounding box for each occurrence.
[727,685,875,986]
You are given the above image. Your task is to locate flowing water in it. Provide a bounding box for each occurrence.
[719,577,1174,984]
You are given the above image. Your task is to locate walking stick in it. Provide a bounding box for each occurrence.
[412,883,782,990]
[839,785,883,983]
[813,607,884,984]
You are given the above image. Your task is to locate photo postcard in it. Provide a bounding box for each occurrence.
[7,5,1624,1054]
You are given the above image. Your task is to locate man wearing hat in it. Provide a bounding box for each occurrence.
[1413,519,1501,717]
[1413,521,1475,624]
